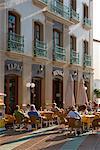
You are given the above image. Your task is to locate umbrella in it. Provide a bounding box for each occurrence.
[76,79,88,105]
[64,75,75,107]
[0,93,6,96]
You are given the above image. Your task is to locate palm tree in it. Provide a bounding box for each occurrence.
[94,89,100,98]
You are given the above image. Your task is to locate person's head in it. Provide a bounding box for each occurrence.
[52,103,57,108]
[15,105,20,111]
[30,104,36,111]
[71,106,76,111]
[27,104,30,109]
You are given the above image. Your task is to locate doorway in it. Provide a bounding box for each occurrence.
[31,78,41,110]
[4,75,18,114]
[53,78,63,108]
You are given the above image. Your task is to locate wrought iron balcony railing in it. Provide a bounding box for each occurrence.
[49,0,70,20]
[41,0,48,4]
[53,45,66,62]
[84,54,91,66]
[83,17,91,28]
[8,32,24,53]
[70,9,79,22]
[70,49,79,64]
[34,39,48,58]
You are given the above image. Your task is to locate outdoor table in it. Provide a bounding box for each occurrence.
[39,111,54,127]
[81,115,95,130]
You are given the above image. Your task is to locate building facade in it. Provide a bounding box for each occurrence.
[0,0,93,113]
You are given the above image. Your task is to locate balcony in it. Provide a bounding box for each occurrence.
[70,49,79,64]
[53,45,66,62]
[83,17,91,30]
[32,0,48,8]
[7,32,24,53]
[43,0,74,26]
[70,9,80,24]
[34,39,48,59]
[83,54,91,67]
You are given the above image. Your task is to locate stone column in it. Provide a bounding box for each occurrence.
[63,68,69,109]
[45,64,52,108]
[0,52,5,95]
[22,57,32,106]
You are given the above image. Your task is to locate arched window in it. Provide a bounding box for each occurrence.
[8,11,20,34]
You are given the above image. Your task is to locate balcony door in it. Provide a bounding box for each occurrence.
[8,11,20,34]
[4,75,18,114]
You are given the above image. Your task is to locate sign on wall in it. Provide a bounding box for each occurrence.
[53,67,64,77]
[5,60,23,76]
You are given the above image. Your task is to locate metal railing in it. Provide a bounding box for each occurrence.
[7,32,24,53]
[83,17,91,27]
[70,49,79,64]
[34,39,48,58]
[70,9,79,21]
[49,0,70,20]
[84,54,91,66]
[54,45,66,61]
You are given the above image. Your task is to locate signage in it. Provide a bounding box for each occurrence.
[53,70,64,77]
[53,67,64,77]
[5,60,23,76]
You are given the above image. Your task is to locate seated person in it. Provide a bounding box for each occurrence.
[13,105,25,125]
[51,103,61,113]
[67,106,81,120]
[28,104,41,119]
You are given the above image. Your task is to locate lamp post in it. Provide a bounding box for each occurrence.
[26,82,35,104]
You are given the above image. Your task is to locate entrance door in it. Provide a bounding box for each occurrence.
[4,75,18,114]
[31,78,41,110]
[53,78,63,108]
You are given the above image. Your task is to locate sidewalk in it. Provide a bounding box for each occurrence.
[0,125,59,150]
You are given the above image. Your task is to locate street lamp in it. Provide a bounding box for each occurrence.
[26,82,35,88]
[26,82,35,104]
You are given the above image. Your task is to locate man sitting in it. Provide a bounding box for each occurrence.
[67,106,81,120]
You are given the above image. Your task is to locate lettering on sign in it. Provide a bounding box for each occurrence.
[53,70,64,77]
[7,63,23,72]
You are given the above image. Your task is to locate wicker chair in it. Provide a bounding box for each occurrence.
[92,118,100,132]
[29,116,42,130]
[67,118,82,135]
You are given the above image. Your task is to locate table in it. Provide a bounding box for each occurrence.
[81,115,95,130]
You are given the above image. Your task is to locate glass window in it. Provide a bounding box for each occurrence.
[53,30,60,47]
[70,36,76,51]
[8,13,16,33]
[34,23,40,40]
[84,40,88,54]
[71,0,76,11]
[83,4,88,18]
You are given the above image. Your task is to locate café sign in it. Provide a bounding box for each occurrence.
[53,67,64,77]
[5,60,23,75]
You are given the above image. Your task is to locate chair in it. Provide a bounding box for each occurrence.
[29,116,42,130]
[68,118,82,135]
[5,114,15,129]
[43,113,54,127]
[92,118,100,132]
